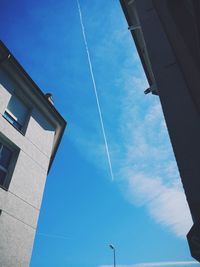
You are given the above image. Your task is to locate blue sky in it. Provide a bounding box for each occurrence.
[1,0,198,267]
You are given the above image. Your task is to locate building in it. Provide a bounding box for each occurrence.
[0,41,66,266]
[120,0,200,261]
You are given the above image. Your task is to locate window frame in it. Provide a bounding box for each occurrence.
[0,135,19,191]
[3,93,31,135]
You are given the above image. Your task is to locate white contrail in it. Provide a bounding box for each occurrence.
[77,0,114,181]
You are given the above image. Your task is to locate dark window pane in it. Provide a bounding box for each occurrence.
[0,169,6,186]
[7,95,28,126]
[13,121,22,130]
[3,111,15,124]
[0,145,12,169]
[3,111,22,131]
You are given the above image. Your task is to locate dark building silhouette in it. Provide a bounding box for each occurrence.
[120,0,200,261]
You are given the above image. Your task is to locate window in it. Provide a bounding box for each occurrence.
[0,137,19,190]
[3,95,29,132]
[0,143,12,188]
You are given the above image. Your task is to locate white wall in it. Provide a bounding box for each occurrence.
[0,68,55,266]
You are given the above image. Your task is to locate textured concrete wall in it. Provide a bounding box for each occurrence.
[26,109,55,157]
[0,211,35,267]
[0,68,55,266]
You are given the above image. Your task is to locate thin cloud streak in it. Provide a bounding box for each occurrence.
[77,0,114,181]
[37,232,71,240]
[99,261,199,267]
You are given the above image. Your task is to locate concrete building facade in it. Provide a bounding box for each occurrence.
[0,41,66,266]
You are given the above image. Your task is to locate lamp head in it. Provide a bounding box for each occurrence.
[109,244,115,250]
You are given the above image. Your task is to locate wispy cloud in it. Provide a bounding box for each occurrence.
[124,171,192,237]
[117,73,192,237]
[99,261,199,267]
[72,1,193,238]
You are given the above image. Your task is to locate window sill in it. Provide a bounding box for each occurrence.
[2,115,25,136]
[0,184,8,191]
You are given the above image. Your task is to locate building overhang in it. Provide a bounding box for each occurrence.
[120,0,158,95]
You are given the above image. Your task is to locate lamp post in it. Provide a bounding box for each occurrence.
[109,244,116,267]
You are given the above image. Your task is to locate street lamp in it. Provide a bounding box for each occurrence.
[109,244,116,267]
